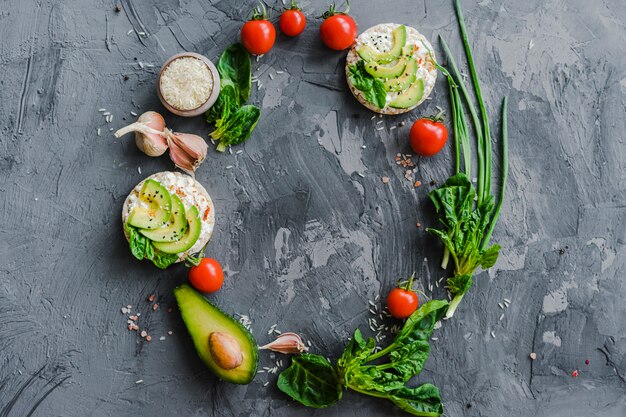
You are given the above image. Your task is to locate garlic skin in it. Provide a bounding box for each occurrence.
[164,129,208,176]
[259,332,309,355]
[209,332,244,370]
[114,111,168,156]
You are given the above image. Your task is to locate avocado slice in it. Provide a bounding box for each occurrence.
[389,78,425,109]
[383,58,418,92]
[127,179,171,230]
[139,194,188,242]
[152,205,201,254]
[365,58,406,79]
[357,25,407,63]
[174,284,258,384]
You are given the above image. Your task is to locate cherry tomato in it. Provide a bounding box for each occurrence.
[241,4,276,55]
[280,3,306,37]
[319,4,357,50]
[409,114,448,157]
[189,258,224,293]
[386,274,419,319]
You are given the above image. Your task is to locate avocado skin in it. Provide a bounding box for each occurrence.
[174,284,258,385]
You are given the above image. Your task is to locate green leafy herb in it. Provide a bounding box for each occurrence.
[426,0,509,318]
[206,43,261,152]
[126,224,179,269]
[277,354,342,408]
[348,61,387,109]
[216,43,251,105]
[210,105,261,152]
[278,300,448,416]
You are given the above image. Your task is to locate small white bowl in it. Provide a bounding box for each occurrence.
[157,52,221,117]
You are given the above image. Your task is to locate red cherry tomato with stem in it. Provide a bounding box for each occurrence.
[189,258,224,293]
[241,3,276,55]
[319,2,357,50]
[409,111,449,157]
[280,2,306,37]
[386,273,420,319]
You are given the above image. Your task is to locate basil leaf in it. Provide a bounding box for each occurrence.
[277,354,342,408]
[388,384,444,417]
[217,43,251,105]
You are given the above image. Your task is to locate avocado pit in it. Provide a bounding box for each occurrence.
[209,331,243,370]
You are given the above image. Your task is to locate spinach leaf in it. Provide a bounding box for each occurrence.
[127,225,148,260]
[348,61,373,91]
[150,250,179,269]
[217,43,251,105]
[126,224,178,269]
[206,43,261,152]
[279,300,447,415]
[388,384,444,417]
[210,105,261,152]
[277,354,342,408]
[205,81,238,124]
[348,61,387,109]
[371,79,387,109]
[427,173,501,317]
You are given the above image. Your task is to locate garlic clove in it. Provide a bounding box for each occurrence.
[259,332,309,355]
[167,135,197,176]
[164,129,208,175]
[169,132,208,162]
[209,332,243,370]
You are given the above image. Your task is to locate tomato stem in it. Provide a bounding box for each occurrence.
[251,1,269,20]
[320,1,349,19]
[404,272,416,291]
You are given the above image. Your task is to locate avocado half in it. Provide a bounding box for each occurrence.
[174,284,258,384]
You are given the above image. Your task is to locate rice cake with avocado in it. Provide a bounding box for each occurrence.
[122,171,215,263]
[345,23,438,115]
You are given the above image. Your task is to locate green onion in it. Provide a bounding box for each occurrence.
[482,96,508,249]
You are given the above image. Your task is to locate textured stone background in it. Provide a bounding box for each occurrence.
[1,0,625,416]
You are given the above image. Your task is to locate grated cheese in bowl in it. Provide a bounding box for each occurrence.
[159,57,214,111]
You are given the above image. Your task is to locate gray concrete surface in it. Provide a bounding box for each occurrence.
[1,0,625,416]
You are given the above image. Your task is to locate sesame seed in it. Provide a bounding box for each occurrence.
[135,379,143,384]
[499,313,505,321]
[503,298,512,303]
[490,331,496,338]
[269,73,274,80]
[130,111,138,117]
